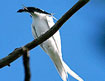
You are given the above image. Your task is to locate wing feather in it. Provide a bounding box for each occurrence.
[46,16,62,57]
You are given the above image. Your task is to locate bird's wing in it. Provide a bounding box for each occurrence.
[31,25,38,39]
[31,15,62,57]
[32,25,48,52]
[46,15,62,57]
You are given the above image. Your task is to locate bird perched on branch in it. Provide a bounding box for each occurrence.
[17,6,83,81]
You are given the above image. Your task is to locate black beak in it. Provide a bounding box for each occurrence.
[17,7,28,13]
[17,9,25,13]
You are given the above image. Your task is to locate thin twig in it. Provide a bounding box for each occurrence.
[0,0,90,68]
[23,48,31,81]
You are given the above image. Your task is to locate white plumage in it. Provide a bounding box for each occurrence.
[31,12,83,81]
[17,7,83,81]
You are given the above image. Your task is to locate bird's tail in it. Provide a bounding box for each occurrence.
[62,61,84,81]
[50,54,83,81]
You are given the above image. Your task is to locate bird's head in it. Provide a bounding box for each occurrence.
[17,6,51,16]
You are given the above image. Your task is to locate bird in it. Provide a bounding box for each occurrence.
[17,6,83,81]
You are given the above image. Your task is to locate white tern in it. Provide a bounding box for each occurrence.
[17,7,83,81]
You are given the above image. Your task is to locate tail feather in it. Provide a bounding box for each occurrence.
[49,53,83,81]
[49,53,67,81]
[51,56,68,81]
[62,61,84,81]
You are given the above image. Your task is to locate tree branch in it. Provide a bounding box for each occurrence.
[0,0,90,68]
[23,48,31,81]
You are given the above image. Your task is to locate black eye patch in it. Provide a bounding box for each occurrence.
[27,7,51,15]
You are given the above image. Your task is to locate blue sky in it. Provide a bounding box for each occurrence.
[0,0,105,81]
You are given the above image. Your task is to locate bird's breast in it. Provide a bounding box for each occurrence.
[32,16,50,37]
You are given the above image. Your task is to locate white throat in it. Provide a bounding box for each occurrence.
[32,11,48,17]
